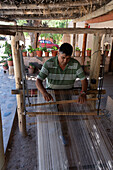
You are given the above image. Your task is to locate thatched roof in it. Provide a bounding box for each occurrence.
[0,0,112,21]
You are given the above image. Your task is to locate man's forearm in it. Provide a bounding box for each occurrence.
[36,78,47,95]
[81,78,88,92]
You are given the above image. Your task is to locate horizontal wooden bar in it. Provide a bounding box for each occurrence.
[11,89,106,95]
[0,25,113,34]
[26,98,100,107]
[26,111,103,116]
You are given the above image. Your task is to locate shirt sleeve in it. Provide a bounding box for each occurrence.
[37,61,49,80]
[76,62,86,80]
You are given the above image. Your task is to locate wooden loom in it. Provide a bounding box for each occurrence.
[25,89,104,116]
[34,90,113,170]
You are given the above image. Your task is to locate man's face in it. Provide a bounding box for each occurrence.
[58,52,71,67]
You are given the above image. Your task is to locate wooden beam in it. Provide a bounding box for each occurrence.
[0,30,15,36]
[11,89,106,95]
[81,23,88,65]
[0,109,5,170]
[87,10,113,23]
[74,0,113,22]
[11,37,27,136]
[73,23,76,56]
[26,98,100,107]
[0,1,100,10]
[1,25,113,34]
[0,9,79,15]
[89,34,102,109]
[3,15,81,20]
[90,34,102,89]
[0,17,16,23]
[26,111,103,116]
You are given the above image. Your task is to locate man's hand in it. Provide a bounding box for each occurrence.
[42,91,54,101]
[77,93,87,104]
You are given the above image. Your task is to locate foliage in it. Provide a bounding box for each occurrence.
[40,20,71,45]
[0,56,8,60]
[17,20,29,37]
[3,63,8,67]
[75,47,80,51]
[22,49,27,52]
[51,46,57,50]
[28,45,35,53]
[43,47,47,52]
[8,57,13,61]
[87,48,91,51]
[35,47,43,51]
[3,41,12,56]
[0,60,6,63]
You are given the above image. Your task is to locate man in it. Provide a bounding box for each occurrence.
[36,43,87,104]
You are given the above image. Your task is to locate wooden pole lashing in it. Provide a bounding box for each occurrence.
[0,108,5,170]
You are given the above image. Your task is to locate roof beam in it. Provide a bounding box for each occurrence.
[74,0,113,22]
[0,25,113,34]
[0,8,79,15]
[0,17,16,23]
[0,1,100,10]
[1,14,80,21]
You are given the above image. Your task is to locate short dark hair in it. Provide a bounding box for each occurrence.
[59,43,73,56]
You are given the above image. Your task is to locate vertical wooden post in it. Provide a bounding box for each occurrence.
[89,33,101,109]
[11,36,27,136]
[73,22,76,56]
[81,23,88,65]
[0,108,5,170]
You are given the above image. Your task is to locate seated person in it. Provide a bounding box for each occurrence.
[36,43,87,104]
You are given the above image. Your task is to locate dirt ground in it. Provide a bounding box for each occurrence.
[5,74,113,170]
[5,115,38,170]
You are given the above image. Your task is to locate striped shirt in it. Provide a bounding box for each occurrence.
[37,56,85,89]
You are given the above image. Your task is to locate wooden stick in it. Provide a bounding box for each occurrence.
[26,111,104,116]
[11,89,106,95]
[26,98,100,107]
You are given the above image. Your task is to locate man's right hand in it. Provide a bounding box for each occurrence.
[42,91,54,101]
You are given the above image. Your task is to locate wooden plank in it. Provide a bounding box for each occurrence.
[74,0,113,22]
[1,25,113,34]
[0,109,5,170]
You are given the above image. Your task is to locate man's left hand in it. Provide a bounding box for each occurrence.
[77,93,87,104]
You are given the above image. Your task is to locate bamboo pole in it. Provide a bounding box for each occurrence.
[0,108,5,170]
[11,36,27,136]
[26,97,100,107]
